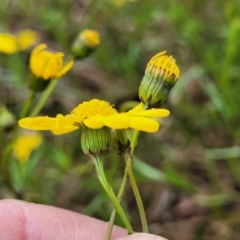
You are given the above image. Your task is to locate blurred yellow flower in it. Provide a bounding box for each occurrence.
[79,29,100,49]
[113,0,136,7]
[0,30,39,54]
[18,99,170,135]
[71,29,100,59]
[139,51,180,108]
[13,133,43,163]
[30,44,74,80]
[17,30,39,51]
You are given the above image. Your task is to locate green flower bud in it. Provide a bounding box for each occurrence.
[71,29,100,59]
[139,51,180,109]
[81,127,111,158]
[111,129,135,155]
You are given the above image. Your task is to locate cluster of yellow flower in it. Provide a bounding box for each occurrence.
[17,41,179,158]
[4,26,179,169]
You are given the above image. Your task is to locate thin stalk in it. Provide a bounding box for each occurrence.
[126,102,149,232]
[20,90,36,118]
[29,78,58,117]
[125,152,148,233]
[92,156,133,234]
[105,163,129,240]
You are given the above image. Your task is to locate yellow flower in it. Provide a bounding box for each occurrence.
[17,30,39,51]
[30,44,74,80]
[13,133,43,163]
[0,30,39,54]
[79,29,100,49]
[18,99,170,135]
[139,51,180,108]
[113,0,136,7]
[71,29,100,59]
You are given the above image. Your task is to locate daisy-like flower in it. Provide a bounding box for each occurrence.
[18,99,170,135]
[139,51,180,109]
[13,133,43,163]
[71,29,100,59]
[30,43,74,80]
[0,30,39,54]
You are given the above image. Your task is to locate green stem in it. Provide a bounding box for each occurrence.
[105,163,129,240]
[92,156,133,234]
[29,78,58,117]
[130,130,140,156]
[20,90,36,118]
[125,152,148,233]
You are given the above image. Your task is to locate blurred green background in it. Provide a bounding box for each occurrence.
[1,0,240,239]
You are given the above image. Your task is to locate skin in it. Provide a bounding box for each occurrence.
[0,199,167,240]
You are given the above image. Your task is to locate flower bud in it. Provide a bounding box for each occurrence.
[111,129,135,155]
[81,127,111,158]
[71,29,100,59]
[139,51,180,109]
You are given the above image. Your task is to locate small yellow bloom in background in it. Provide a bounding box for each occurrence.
[79,29,100,49]
[18,99,170,135]
[71,29,100,59]
[13,133,43,163]
[30,43,74,80]
[17,30,39,51]
[113,0,136,7]
[0,30,39,54]
[139,51,180,109]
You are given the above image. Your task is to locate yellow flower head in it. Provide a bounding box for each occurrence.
[30,44,74,80]
[17,30,39,51]
[139,51,180,108]
[146,51,179,83]
[13,133,43,163]
[71,29,100,59]
[18,99,170,135]
[79,29,100,49]
[113,0,136,7]
[0,30,39,54]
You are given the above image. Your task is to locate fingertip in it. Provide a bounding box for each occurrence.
[0,199,128,240]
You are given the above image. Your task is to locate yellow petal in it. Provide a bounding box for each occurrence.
[129,108,170,117]
[18,117,58,130]
[129,117,159,132]
[103,114,130,129]
[83,115,104,129]
[51,125,78,135]
[31,43,47,58]
[128,102,143,113]
[56,60,74,78]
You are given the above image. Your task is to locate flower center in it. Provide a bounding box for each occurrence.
[71,99,117,118]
